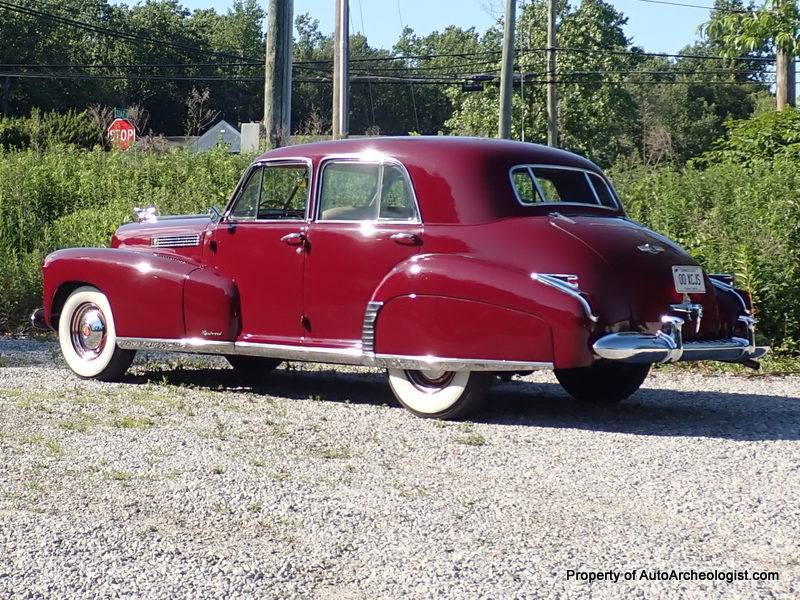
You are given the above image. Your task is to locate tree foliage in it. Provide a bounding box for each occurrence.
[0,0,773,165]
[704,0,800,56]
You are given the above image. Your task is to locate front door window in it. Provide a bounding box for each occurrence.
[229,163,309,221]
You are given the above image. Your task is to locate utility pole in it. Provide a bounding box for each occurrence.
[546,0,558,146]
[776,48,796,110]
[264,0,293,148]
[498,0,516,139]
[1,76,9,116]
[332,0,349,139]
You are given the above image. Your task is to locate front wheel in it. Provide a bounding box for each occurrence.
[555,362,650,404]
[58,286,135,381]
[387,369,492,420]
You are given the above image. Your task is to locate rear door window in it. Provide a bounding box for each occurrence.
[319,161,419,222]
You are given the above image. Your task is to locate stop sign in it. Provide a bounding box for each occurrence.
[107,118,136,150]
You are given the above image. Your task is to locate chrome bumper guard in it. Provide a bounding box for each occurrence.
[30,308,49,331]
[593,315,769,364]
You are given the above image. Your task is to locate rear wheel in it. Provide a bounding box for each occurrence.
[387,369,492,420]
[555,362,650,404]
[225,355,282,375]
[58,286,135,381]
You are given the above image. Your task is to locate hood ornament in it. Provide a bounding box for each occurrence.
[134,205,158,224]
[638,243,665,254]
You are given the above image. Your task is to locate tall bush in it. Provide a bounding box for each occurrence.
[0,147,251,329]
[611,158,800,352]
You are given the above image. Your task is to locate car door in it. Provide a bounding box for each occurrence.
[303,158,422,347]
[210,160,311,344]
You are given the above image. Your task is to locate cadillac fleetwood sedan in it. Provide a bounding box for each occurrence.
[33,137,768,419]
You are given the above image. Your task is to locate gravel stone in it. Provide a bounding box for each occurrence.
[0,339,798,598]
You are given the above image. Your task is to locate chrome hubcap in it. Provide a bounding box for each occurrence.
[70,303,107,359]
[405,369,455,393]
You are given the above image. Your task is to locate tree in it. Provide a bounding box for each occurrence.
[184,87,220,136]
[705,0,800,108]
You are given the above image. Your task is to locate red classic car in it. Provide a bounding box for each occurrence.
[33,137,768,419]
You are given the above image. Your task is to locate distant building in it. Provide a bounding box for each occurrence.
[190,120,241,153]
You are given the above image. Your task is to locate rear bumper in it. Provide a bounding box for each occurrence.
[593,315,768,364]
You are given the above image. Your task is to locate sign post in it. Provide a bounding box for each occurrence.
[107,118,136,150]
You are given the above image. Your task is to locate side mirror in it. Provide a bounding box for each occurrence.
[208,206,222,225]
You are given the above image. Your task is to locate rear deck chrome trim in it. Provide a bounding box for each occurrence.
[115,336,552,372]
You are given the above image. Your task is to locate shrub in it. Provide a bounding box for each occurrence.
[695,107,800,167]
[0,109,101,151]
[611,158,800,352]
[0,147,251,330]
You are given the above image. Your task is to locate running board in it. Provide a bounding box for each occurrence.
[115,337,552,372]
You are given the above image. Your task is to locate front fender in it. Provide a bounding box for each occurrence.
[43,248,214,339]
[370,253,596,368]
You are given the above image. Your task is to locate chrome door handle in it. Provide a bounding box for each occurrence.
[390,232,421,246]
[281,232,306,246]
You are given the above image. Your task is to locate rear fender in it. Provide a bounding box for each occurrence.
[370,254,595,367]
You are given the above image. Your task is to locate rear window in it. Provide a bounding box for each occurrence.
[510,166,617,208]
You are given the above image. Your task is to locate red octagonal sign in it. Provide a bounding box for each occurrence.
[107,118,136,150]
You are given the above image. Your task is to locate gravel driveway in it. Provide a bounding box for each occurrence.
[0,339,798,599]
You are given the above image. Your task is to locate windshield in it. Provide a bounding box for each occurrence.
[510,166,618,209]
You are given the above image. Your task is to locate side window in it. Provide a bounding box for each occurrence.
[511,167,537,204]
[230,168,262,219]
[531,167,597,205]
[588,173,617,208]
[379,164,418,221]
[229,163,309,220]
[319,161,419,222]
[320,162,381,221]
[257,164,309,220]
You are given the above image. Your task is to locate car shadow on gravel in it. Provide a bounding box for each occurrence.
[483,379,800,441]
[130,366,800,442]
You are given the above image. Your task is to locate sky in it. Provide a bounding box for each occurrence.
[178,0,714,55]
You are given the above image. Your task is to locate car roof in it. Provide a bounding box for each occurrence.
[258,136,615,224]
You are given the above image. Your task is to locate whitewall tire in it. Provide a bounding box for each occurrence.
[58,286,135,381]
[387,369,491,420]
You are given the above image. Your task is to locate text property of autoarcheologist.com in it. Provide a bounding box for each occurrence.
[565,569,780,584]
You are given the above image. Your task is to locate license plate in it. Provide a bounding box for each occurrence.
[672,266,705,294]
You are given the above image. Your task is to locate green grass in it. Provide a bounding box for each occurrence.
[108,470,132,482]
[315,447,352,460]
[455,433,487,447]
[59,414,98,432]
[111,415,155,430]
[658,353,800,377]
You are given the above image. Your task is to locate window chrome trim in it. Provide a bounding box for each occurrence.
[115,337,553,372]
[314,155,422,224]
[223,157,314,223]
[508,164,621,210]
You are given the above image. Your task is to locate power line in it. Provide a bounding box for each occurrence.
[395,0,420,131]
[633,0,771,13]
[552,46,778,63]
[0,69,778,87]
[0,0,262,64]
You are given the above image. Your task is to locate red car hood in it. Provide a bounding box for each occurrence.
[550,215,722,338]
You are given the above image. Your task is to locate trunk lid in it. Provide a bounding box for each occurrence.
[549,214,722,338]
